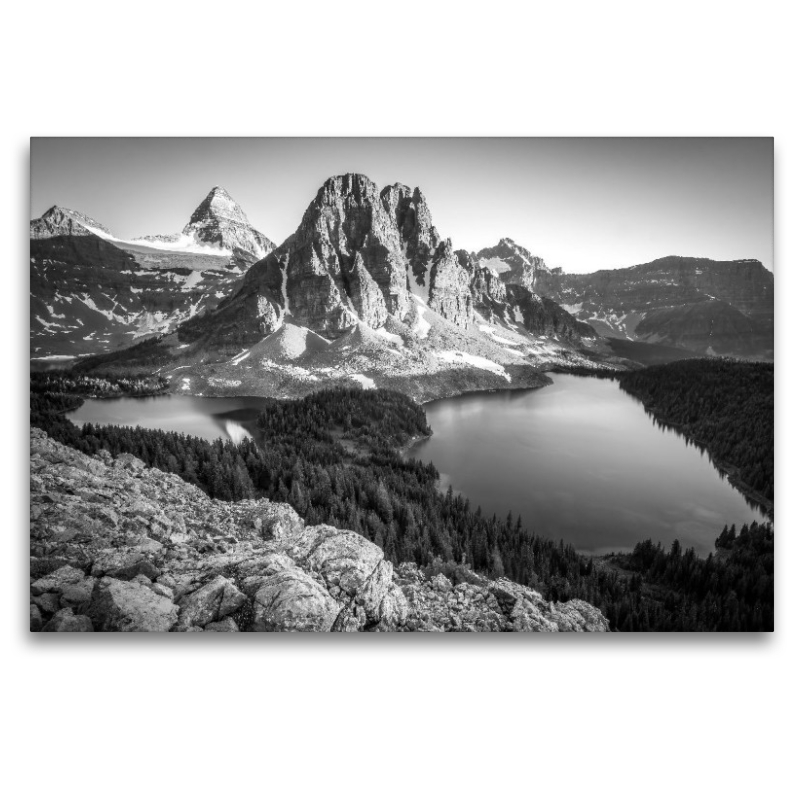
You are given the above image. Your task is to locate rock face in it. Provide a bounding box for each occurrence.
[180,174,477,344]
[52,176,615,396]
[179,186,275,263]
[474,238,554,292]
[457,249,596,343]
[30,206,111,240]
[29,428,609,633]
[530,255,774,358]
[470,242,773,358]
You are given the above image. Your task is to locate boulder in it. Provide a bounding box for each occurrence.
[91,551,160,581]
[553,599,611,632]
[32,592,61,615]
[249,568,340,632]
[299,527,384,597]
[204,617,239,632]
[30,565,86,596]
[88,578,179,632]
[257,505,304,540]
[177,576,247,628]
[59,577,96,609]
[42,608,94,632]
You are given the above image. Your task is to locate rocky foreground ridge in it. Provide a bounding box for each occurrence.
[29,428,608,633]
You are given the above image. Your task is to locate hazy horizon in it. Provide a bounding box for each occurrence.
[30,137,773,274]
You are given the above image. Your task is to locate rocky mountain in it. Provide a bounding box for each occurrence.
[102,174,604,400]
[527,255,774,358]
[30,205,112,240]
[29,428,609,633]
[30,191,275,358]
[181,175,477,341]
[458,249,596,343]
[140,186,275,264]
[474,237,556,290]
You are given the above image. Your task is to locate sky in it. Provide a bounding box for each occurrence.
[30,138,773,273]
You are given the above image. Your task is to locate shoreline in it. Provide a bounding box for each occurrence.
[633,400,774,517]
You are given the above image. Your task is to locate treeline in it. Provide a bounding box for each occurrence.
[548,365,618,378]
[30,381,772,631]
[602,523,773,632]
[73,337,175,374]
[30,371,169,398]
[618,359,773,502]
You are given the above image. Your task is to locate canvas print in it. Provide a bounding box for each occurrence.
[29,137,774,633]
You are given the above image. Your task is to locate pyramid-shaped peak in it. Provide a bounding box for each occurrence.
[188,186,249,227]
[180,187,275,260]
[207,186,233,199]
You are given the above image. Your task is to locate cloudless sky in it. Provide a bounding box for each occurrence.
[30,137,773,273]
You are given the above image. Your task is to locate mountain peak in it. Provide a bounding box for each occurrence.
[187,186,250,228]
[38,206,111,235]
[31,206,112,240]
[314,174,382,205]
[474,239,550,289]
[181,188,275,262]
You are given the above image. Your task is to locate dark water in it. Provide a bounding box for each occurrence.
[410,375,768,556]
[66,394,266,444]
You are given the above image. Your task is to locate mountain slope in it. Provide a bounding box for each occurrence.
[93,174,607,398]
[457,249,595,343]
[30,192,274,358]
[474,237,555,291]
[179,174,476,343]
[529,255,774,357]
[140,186,275,263]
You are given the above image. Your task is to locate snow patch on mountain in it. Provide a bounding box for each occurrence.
[373,327,404,347]
[229,349,251,366]
[350,374,376,389]
[411,308,431,339]
[478,324,517,345]
[435,351,510,381]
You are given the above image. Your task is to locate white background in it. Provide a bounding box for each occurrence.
[3,2,797,798]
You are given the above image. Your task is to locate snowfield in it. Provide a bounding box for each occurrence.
[479,324,517,345]
[435,351,511,382]
[411,307,431,339]
[374,327,405,347]
[229,349,251,366]
[350,373,377,389]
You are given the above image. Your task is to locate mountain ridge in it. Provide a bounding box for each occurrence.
[29,190,272,357]
[470,240,773,358]
[104,174,606,399]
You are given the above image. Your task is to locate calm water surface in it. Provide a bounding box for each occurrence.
[67,394,266,444]
[66,376,767,556]
[410,375,767,556]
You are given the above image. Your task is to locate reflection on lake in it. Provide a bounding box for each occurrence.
[410,375,768,556]
[66,394,266,444]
